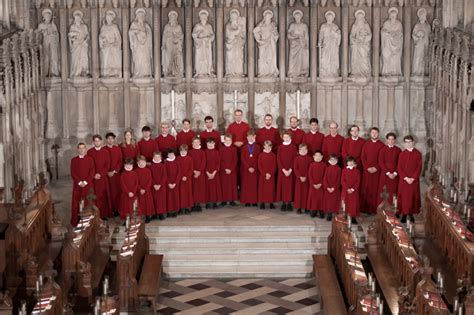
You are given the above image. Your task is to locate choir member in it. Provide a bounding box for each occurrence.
[135,155,154,223]
[119,159,139,220]
[258,141,276,209]
[219,134,238,206]
[120,129,139,166]
[322,121,344,164]
[240,130,261,206]
[105,132,122,216]
[176,118,196,149]
[256,114,281,150]
[156,122,177,156]
[150,151,167,220]
[307,151,327,218]
[288,116,305,147]
[138,126,159,164]
[70,143,95,226]
[360,127,385,214]
[377,132,401,205]
[87,135,112,219]
[397,135,422,223]
[226,109,249,148]
[293,144,312,214]
[323,154,342,221]
[165,149,180,217]
[303,118,325,155]
[200,116,221,148]
[178,144,194,214]
[189,137,206,211]
[205,138,221,209]
[341,156,361,224]
[276,132,297,211]
[342,125,365,167]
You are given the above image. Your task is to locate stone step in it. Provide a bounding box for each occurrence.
[116,224,331,233]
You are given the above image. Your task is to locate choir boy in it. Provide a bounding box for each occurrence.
[256,114,281,150]
[341,156,361,224]
[88,135,112,219]
[200,116,221,148]
[226,109,249,148]
[240,130,261,206]
[156,122,177,156]
[293,144,312,214]
[178,144,194,214]
[288,116,305,147]
[323,154,342,221]
[303,118,325,155]
[105,133,122,215]
[119,159,139,220]
[120,129,139,165]
[276,132,297,211]
[322,121,344,164]
[219,134,238,206]
[377,132,401,205]
[205,138,221,209]
[70,143,95,226]
[176,118,196,149]
[307,151,327,218]
[189,137,206,211]
[138,126,159,163]
[342,125,365,167]
[258,141,276,209]
[150,151,167,220]
[165,149,180,217]
[135,155,154,223]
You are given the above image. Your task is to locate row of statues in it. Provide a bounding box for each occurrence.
[37,7,431,80]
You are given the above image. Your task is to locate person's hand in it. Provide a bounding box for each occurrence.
[388,173,396,180]
[194,170,200,178]
[182,176,187,181]
[300,177,307,183]
[153,185,160,191]
[128,192,134,198]
[315,183,322,189]
[249,168,255,174]
[225,169,231,174]
[94,173,101,180]
[265,173,271,180]
[140,189,146,195]
[234,141,243,147]
[108,171,115,177]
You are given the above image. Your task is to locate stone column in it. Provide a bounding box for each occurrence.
[310,0,318,117]
[91,4,100,134]
[372,3,381,128]
[354,83,366,133]
[134,78,153,130]
[71,78,93,139]
[402,5,412,135]
[340,1,349,130]
[216,1,224,128]
[383,82,397,134]
[122,6,131,128]
[278,1,286,121]
[247,1,255,125]
[45,78,61,139]
[102,78,122,136]
[324,85,333,126]
[154,4,162,127]
[59,6,69,138]
[185,2,193,116]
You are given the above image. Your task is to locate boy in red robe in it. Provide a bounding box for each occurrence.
[378,132,401,205]
[105,132,122,216]
[361,127,385,214]
[256,114,281,150]
[165,149,180,217]
[322,121,344,164]
[303,118,325,155]
[219,135,238,206]
[258,141,276,209]
[138,126,159,163]
[240,130,261,206]
[341,156,361,224]
[342,125,365,167]
[200,116,221,148]
[70,143,95,226]
[288,116,305,147]
[119,159,139,220]
[276,132,297,211]
[205,138,221,209]
[226,109,249,149]
[397,135,422,223]
[156,122,177,157]
[120,129,139,166]
[176,118,196,149]
[150,151,167,220]
[323,154,342,221]
[135,155,154,223]
[294,144,312,214]
[178,144,194,214]
[307,151,327,218]
[189,137,206,211]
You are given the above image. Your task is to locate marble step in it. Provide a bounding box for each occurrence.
[116,224,331,233]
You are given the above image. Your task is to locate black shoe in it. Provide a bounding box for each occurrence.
[287,203,293,211]
[221,202,227,206]
[114,211,120,217]
[304,209,309,214]
[351,217,357,225]
[281,203,287,211]
[252,203,258,207]
[230,201,237,206]
[212,203,218,209]
[245,203,251,207]
[152,215,157,220]
[158,214,165,220]
[171,212,177,218]
[269,203,275,209]
[191,206,196,212]
[178,209,183,215]
[205,203,211,209]
[259,203,265,209]
[196,204,202,211]
[401,215,407,223]
[296,209,302,214]
[310,211,317,218]
[146,216,152,223]
[166,213,171,217]
[184,208,190,215]
[326,214,333,221]
[319,211,325,219]
[396,214,400,219]
[409,215,415,223]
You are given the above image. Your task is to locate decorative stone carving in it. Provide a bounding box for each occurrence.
[99,10,122,78]
[319,10,341,78]
[68,10,90,78]
[192,10,216,78]
[225,9,246,78]
[144,0,151,8]
[381,7,403,77]
[254,92,279,126]
[112,0,119,8]
[253,10,279,78]
[162,11,184,78]
[412,8,431,77]
[36,9,60,77]
[350,9,372,78]
[287,10,309,78]
[129,8,153,78]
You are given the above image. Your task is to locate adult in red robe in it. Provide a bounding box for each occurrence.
[288,116,305,147]
[137,126,159,163]
[303,118,325,155]
[322,122,344,164]
[293,145,312,213]
[276,134,297,210]
[189,138,206,211]
[341,158,361,221]
[119,160,139,219]
[165,150,181,216]
[105,133,122,214]
[342,125,365,167]
[307,152,327,217]
[323,155,342,220]
[120,129,139,166]
[156,122,177,151]
[178,147,194,213]
[149,152,167,219]
[258,142,276,208]
[219,136,238,205]
[200,116,221,148]
[377,133,401,205]
[70,143,95,226]
[176,119,196,149]
[256,114,282,150]
[240,133,261,205]
[135,157,154,221]
[226,109,249,148]
[205,140,221,207]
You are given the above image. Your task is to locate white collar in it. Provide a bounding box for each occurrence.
[388,144,394,148]
[193,145,201,150]
[182,129,190,133]
[329,161,338,166]
[330,133,338,137]
[161,133,169,137]
[346,165,355,170]
[167,156,176,161]
[124,167,133,171]
[94,146,102,151]
[371,139,378,143]
[351,137,359,141]
[152,159,162,164]
[248,140,255,145]
[283,140,292,145]
[224,143,232,147]
[79,155,85,159]
[206,129,213,133]
[143,137,151,141]
[310,130,318,134]
[107,144,114,148]
[290,127,299,131]
[180,154,187,157]
[263,149,271,153]
[264,125,272,130]
[236,121,242,125]
[406,148,414,152]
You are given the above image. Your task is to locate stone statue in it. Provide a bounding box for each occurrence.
[350,9,372,78]
[225,9,246,77]
[412,8,431,77]
[162,11,184,78]
[287,10,309,78]
[319,11,341,78]
[253,10,279,78]
[129,8,153,78]
[68,10,90,77]
[192,10,215,78]
[381,7,403,76]
[99,10,122,78]
[37,9,60,77]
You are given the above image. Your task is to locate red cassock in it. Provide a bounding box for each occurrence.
[156,134,177,153]
[205,149,221,202]
[360,140,385,214]
[303,131,325,155]
[307,161,327,211]
[178,155,194,209]
[276,143,297,202]
[119,170,139,219]
[288,128,305,147]
[256,127,282,150]
[137,139,159,163]
[227,122,250,145]
[135,167,154,216]
[189,148,207,204]
[87,147,112,218]
[120,143,139,165]
[165,158,181,213]
[176,130,196,149]
[200,129,221,148]
[341,167,361,217]
[105,145,123,212]
[378,145,401,205]
[240,143,261,204]
[219,145,238,202]
[70,155,95,226]
[149,161,167,215]
[397,149,422,215]
[323,164,342,214]
[293,155,312,209]
[322,134,344,163]
[258,151,277,203]
[342,137,365,167]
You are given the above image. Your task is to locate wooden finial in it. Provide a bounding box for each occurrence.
[380,185,389,202]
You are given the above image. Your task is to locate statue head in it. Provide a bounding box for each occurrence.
[354,9,366,22]
[292,10,303,23]
[105,10,116,25]
[168,10,178,24]
[42,9,53,23]
[325,10,335,24]
[229,9,240,23]
[73,10,84,24]
[135,8,146,22]
[388,7,398,21]
[199,10,209,24]
[263,10,273,23]
[417,8,427,23]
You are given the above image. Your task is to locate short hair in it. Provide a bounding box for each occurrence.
[370,127,380,133]
[224,133,233,139]
[124,158,134,165]
[161,122,170,128]
[346,156,356,163]
[182,118,191,124]
[309,118,319,125]
[153,151,162,157]
[137,155,146,162]
[298,143,308,150]
[105,132,116,139]
[314,150,323,155]
[264,114,273,119]
[247,129,256,136]
[179,144,189,151]
[289,116,298,122]
[92,134,102,141]
[329,121,338,128]
[77,142,86,148]
[282,131,292,138]
[329,153,338,160]
[204,116,214,122]
[192,136,201,143]
[349,124,360,131]
[167,148,176,155]
[386,132,397,140]
[141,125,151,132]
[263,140,273,147]
[404,135,415,142]
[234,109,243,114]
[206,137,216,144]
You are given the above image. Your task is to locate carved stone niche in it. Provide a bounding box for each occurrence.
[192,5,217,82]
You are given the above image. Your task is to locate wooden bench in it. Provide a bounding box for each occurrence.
[138,254,163,311]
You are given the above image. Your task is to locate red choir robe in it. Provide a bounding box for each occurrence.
[219,144,238,202]
[105,145,122,212]
[176,130,196,149]
[256,127,282,150]
[258,151,277,203]
[87,147,112,218]
[70,155,95,226]
[205,149,221,202]
[288,128,305,147]
[227,121,250,146]
[307,161,327,211]
[150,160,167,214]
[303,131,325,155]
[360,139,385,214]
[323,164,342,213]
[397,148,422,215]
[178,155,194,209]
[165,158,181,213]
[322,134,344,163]
[156,134,177,153]
[189,148,207,204]
[137,138,159,163]
[276,142,297,202]
[199,129,221,148]
[378,145,401,205]
[341,167,361,217]
[135,166,154,216]
[120,143,139,164]
[119,169,139,219]
[240,142,261,204]
[293,155,312,209]
[342,137,365,167]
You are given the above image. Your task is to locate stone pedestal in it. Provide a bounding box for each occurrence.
[70,78,93,139]
[132,78,153,129]
[381,77,402,135]
[354,83,367,135]
[101,78,123,136]
[45,78,61,139]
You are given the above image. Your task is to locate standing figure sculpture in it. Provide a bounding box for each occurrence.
[37,9,60,77]
[68,10,90,78]
[253,10,279,78]
[192,10,215,78]
[319,11,341,78]
[287,10,309,78]
[129,8,153,78]
[412,8,431,77]
[162,11,184,78]
[350,9,372,78]
[99,10,122,78]
[381,7,403,77]
[225,9,246,78]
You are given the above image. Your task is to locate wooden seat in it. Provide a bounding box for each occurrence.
[138,254,163,310]
[313,254,346,315]
[89,247,110,290]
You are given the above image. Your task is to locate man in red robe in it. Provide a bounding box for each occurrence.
[276,132,297,211]
[342,125,365,167]
[322,121,344,164]
[226,109,249,148]
[307,151,327,218]
[189,137,206,211]
[105,132,122,216]
[294,144,312,214]
[176,118,196,149]
[256,114,281,150]
[240,130,261,206]
[397,135,422,223]
[361,127,385,214]
[303,118,325,155]
[323,154,342,221]
[200,116,221,148]
[219,135,238,206]
[165,149,181,217]
[87,135,112,219]
[138,126,159,163]
[70,143,95,226]
[205,138,221,208]
[341,156,361,224]
[288,116,305,147]
[119,159,139,219]
[150,151,167,220]
[135,155,154,223]
[258,141,276,209]
[178,144,194,214]
[378,132,401,206]
[156,122,177,158]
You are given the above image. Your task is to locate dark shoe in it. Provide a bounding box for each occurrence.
[191,206,197,212]
[259,203,265,209]
[269,203,275,209]
[281,203,287,211]
[287,203,293,211]
[409,215,415,223]
[212,203,218,209]
[184,208,190,215]
[296,209,302,214]
[158,214,165,220]
[351,217,357,225]
[245,203,251,207]
[152,215,157,220]
[205,203,211,209]
[171,212,178,218]
[166,213,171,217]
[319,211,325,219]
[230,201,237,206]
[178,209,183,215]
[145,216,151,223]
[304,209,309,214]
[401,215,407,223]
[396,213,400,219]
[221,202,227,206]
[310,211,317,218]
[114,211,120,217]
[196,204,203,212]
[326,214,333,221]
[252,203,258,207]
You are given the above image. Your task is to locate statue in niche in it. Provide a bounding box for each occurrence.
[129,8,153,78]
[192,10,215,78]
[287,10,309,78]
[319,10,341,78]
[162,11,184,78]
[99,10,122,78]
[68,10,90,77]
[381,7,403,76]
[253,10,279,78]
[37,9,60,77]
[412,8,431,77]
[349,9,372,78]
[225,9,246,77]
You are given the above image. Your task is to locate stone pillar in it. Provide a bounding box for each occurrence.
[154,4,162,127]
[45,78,61,139]
[102,79,122,136]
[122,5,131,129]
[402,4,412,135]
[323,85,332,126]
[383,83,396,134]
[354,84,366,133]
[134,78,153,130]
[59,6,69,138]
[91,4,100,134]
[340,1,349,130]
[71,78,93,139]
[216,1,224,128]
[372,2,381,128]
[185,2,193,116]
[247,1,255,125]
[278,1,286,121]
[310,0,318,117]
